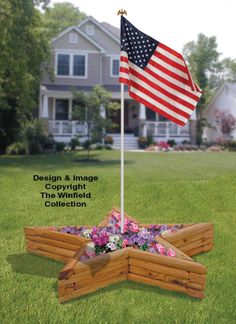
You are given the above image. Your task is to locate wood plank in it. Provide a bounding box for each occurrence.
[25,227,90,245]
[130,265,204,290]
[128,273,204,299]
[25,234,81,252]
[167,230,214,248]
[74,248,131,273]
[59,274,127,303]
[163,223,213,242]
[59,262,129,288]
[187,243,214,257]
[129,249,207,274]
[178,238,213,254]
[26,246,68,263]
[128,258,206,284]
[26,240,76,258]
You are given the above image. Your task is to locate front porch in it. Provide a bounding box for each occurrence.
[39,86,196,145]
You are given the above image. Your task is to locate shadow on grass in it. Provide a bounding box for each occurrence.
[0,152,134,171]
[7,253,62,278]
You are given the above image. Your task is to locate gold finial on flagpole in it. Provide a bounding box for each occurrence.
[117,9,127,16]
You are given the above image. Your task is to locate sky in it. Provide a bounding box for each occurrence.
[51,0,235,60]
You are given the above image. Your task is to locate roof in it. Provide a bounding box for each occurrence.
[204,82,236,112]
[101,22,120,39]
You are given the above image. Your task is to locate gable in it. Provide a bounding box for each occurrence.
[52,27,104,52]
[78,17,120,54]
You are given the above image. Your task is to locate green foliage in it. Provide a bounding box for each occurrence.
[0,0,50,152]
[138,136,148,149]
[6,142,28,155]
[55,142,65,152]
[70,137,80,149]
[23,119,51,154]
[167,139,176,147]
[42,2,86,38]
[227,141,236,151]
[73,85,119,158]
[147,135,154,146]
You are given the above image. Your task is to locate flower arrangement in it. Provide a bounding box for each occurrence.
[54,212,182,260]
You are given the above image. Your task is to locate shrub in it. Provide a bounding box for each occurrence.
[228,141,236,151]
[23,120,49,154]
[167,139,176,147]
[138,136,148,149]
[55,142,65,152]
[105,144,112,150]
[70,137,80,150]
[104,135,113,145]
[6,142,28,155]
[83,140,91,150]
[147,135,154,146]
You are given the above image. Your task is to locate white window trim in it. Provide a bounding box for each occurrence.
[55,51,88,79]
[110,56,119,77]
[86,24,94,36]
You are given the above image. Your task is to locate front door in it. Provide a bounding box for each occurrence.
[55,99,69,120]
[107,101,129,133]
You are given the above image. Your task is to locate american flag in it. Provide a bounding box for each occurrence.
[119,16,202,126]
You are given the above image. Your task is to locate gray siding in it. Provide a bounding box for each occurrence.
[102,56,119,85]
[79,21,120,54]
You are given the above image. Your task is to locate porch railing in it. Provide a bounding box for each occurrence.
[146,121,190,137]
[48,120,87,136]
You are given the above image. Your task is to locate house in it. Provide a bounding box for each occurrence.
[39,16,196,149]
[203,82,236,143]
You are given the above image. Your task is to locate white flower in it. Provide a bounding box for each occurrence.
[109,235,120,243]
[87,242,95,249]
[82,229,91,238]
[106,242,117,250]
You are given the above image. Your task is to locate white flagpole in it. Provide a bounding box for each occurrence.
[120,83,125,234]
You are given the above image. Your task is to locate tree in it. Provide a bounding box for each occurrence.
[42,2,86,38]
[183,34,221,144]
[0,0,50,152]
[72,85,119,159]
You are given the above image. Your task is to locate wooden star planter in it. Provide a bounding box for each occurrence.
[58,238,206,303]
[24,208,213,303]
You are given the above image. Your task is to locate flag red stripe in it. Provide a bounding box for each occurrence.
[158,43,183,60]
[130,79,190,119]
[129,66,195,110]
[130,91,186,126]
[144,66,200,101]
[120,56,128,63]
[148,59,190,86]
[153,51,187,73]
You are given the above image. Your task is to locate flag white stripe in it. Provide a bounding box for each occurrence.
[146,61,201,98]
[156,46,185,67]
[128,61,199,106]
[151,55,189,80]
[130,86,188,124]
[129,73,194,114]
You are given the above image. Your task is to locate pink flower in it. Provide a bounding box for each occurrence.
[167,248,176,257]
[156,243,166,255]
[122,239,129,248]
[130,222,139,233]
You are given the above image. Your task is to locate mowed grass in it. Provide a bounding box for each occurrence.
[0,151,236,324]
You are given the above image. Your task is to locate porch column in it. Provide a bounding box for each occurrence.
[139,103,147,137]
[41,94,49,118]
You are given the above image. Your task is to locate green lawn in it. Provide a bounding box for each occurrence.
[0,151,236,324]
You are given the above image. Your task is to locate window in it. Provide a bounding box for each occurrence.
[69,32,78,44]
[56,53,86,77]
[111,58,119,76]
[158,114,168,122]
[86,24,94,35]
[146,107,156,121]
[55,99,69,120]
[73,55,85,76]
[57,54,70,76]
